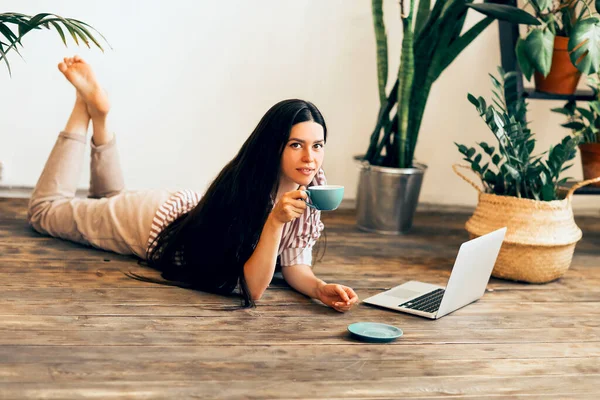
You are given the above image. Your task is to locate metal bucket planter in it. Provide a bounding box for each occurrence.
[355,158,427,234]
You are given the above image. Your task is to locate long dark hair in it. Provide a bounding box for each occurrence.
[128,99,327,308]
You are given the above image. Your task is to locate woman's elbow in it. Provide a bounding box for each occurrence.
[243,265,269,301]
[250,287,266,301]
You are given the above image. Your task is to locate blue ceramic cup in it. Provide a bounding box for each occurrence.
[304,185,344,211]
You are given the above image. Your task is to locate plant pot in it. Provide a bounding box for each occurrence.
[534,36,582,95]
[355,157,426,234]
[453,165,600,283]
[579,143,600,188]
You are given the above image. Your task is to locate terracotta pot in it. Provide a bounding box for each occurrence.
[534,36,581,95]
[579,143,600,188]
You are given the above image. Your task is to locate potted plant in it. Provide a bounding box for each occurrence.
[552,76,600,186]
[472,0,600,95]
[453,68,600,283]
[358,0,537,234]
[0,12,105,183]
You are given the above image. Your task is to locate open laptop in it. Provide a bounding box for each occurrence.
[363,227,507,319]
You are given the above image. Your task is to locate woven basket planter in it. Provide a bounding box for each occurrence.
[453,165,600,283]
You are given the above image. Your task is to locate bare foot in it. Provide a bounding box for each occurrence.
[58,56,110,118]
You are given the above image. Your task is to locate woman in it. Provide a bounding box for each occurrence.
[28,56,359,311]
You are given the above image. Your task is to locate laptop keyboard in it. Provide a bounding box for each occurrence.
[399,288,445,314]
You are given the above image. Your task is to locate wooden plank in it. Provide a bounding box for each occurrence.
[0,343,598,364]
[0,327,598,346]
[1,357,599,384]
[1,286,599,303]
[0,269,599,291]
[0,376,599,399]
[3,256,600,275]
[0,300,598,317]
[0,313,598,332]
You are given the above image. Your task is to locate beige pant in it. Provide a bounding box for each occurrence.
[27,131,173,259]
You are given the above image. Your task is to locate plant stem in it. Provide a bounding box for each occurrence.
[365,80,399,162]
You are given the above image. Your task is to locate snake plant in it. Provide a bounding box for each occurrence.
[0,12,107,76]
[365,0,539,168]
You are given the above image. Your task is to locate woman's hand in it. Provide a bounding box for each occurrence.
[316,282,359,312]
[270,186,308,225]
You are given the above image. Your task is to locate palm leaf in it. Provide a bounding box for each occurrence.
[0,12,107,76]
[0,40,11,75]
[0,22,18,43]
[48,21,67,46]
[70,19,107,51]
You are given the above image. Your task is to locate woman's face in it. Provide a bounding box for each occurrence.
[280,121,325,187]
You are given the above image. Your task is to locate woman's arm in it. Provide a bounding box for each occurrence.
[243,214,284,300]
[243,187,308,300]
[281,263,325,298]
[282,264,359,312]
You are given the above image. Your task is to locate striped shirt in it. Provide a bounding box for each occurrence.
[147,189,201,253]
[147,169,326,266]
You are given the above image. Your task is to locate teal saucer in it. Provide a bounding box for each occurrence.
[347,322,403,343]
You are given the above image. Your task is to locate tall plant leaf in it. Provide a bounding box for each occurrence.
[466,3,541,25]
[437,17,494,79]
[372,0,388,106]
[397,0,415,168]
[414,0,430,36]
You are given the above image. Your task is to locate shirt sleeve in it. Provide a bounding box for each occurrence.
[279,169,327,267]
[279,211,324,266]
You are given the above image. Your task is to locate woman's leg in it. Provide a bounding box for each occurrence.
[27,94,89,241]
[89,135,125,199]
[56,55,124,199]
[27,57,173,259]
[87,82,125,199]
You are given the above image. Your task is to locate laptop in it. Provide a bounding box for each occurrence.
[363,227,507,319]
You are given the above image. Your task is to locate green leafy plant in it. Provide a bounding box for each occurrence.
[456,68,580,201]
[364,0,537,169]
[0,12,107,75]
[472,0,600,78]
[552,75,600,143]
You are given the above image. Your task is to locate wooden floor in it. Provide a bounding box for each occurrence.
[1,197,599,399]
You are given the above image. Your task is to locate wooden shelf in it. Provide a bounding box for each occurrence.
[523,88,596,102]
[560,181,600,195]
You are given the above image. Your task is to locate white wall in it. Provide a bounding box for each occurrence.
[0,0,597,212]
